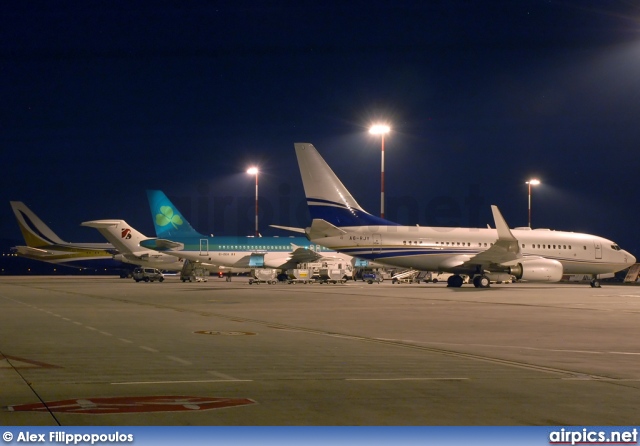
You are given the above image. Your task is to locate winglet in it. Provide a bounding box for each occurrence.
[491,205,517,241]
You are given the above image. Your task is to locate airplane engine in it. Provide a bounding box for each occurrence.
[508,258,563,282]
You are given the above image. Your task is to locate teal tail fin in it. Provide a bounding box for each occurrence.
[146,190,203,238]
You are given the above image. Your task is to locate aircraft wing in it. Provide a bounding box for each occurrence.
[229,244,324,269]
[462,205,521,268]
[288,244,324,264]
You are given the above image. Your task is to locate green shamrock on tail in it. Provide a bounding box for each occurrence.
[156,206,183,230]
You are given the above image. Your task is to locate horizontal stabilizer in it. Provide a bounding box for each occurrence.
[270,224,306,234]
[14,245,56,257]
[140,238,184,251]
[81,220,120,229]
[307,219,347,240]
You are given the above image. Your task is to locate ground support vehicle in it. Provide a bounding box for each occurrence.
[362,272,382,284]
[286,269,312,284]
[391,269,419,284]
[180,260,208,282]
[317,268,347,284]
[249,268,278,285]
[132,267,165,283]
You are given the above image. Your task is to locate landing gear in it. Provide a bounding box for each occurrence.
[447,274,464,288]
[590,278,601,288]
[473,275,491,288]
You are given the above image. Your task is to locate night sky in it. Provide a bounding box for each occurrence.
[3,1,640,256]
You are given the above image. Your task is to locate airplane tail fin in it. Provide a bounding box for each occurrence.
[10,201,67,247]
[146,190,203,239]
[294,143,399,227]
[81,220,149,254]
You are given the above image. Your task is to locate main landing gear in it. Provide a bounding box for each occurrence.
[472,275,491,288]
[447,274,491,288]
[590,276,601,288]
[447,274,465,288]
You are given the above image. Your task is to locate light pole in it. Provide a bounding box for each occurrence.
[369,124,391,219]
[247,167,259,236]
[526,178,540,228]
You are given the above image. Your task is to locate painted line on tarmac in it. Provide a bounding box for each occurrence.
[166,355,192,365]
[416,340,640,356]
[139,346,159,353]
[207,371,241,380]
[111,379,253,385]
[346,377,469,381]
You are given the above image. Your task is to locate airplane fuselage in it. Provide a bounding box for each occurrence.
[309,225,633,276]
[143,236,353,270]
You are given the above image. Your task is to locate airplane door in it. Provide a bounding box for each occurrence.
[199,239,208,256]
[594,240,602,259]
[372,234,382,255]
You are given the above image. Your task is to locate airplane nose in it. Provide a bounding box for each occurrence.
[624,251,636,265]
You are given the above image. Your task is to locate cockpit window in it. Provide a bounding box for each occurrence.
[612,244,621,251]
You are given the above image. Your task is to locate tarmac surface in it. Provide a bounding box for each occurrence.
[1,275,640,426]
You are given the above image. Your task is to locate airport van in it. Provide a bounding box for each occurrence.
[132,267,164,282]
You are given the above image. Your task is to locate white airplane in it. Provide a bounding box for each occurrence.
[294,143,636,288]
[9,201,123,271]
[81,220,186,271]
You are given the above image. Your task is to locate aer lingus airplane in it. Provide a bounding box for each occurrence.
[9,201,124,271]
[293,143,635,288]
[139,190,354,273]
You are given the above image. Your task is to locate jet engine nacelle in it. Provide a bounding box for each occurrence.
[508,258,563,282]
